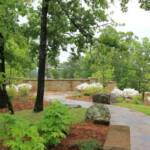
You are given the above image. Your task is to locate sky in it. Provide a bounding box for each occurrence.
[31,0,150,39]
[111,0,150,39]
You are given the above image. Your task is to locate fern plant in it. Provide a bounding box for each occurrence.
[39,101,72,146]
[0,114,44,150]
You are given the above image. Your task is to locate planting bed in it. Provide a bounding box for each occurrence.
[52,122,109,150]
[0,99,49,112]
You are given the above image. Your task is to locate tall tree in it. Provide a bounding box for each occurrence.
[34,0,49,112]
[0,33,14,113]
[33,0,109,112]
[0,0,31,112]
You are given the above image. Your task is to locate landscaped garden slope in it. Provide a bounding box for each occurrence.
[15,107,86,125]
[0,102,110,150]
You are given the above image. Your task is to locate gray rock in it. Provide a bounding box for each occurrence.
[110,93,118,103]
[86,104,111,125]
[92,94,111,104]
[65,103,82,108]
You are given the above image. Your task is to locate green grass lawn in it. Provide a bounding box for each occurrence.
[15,107,86,125]
[117,103,150,116]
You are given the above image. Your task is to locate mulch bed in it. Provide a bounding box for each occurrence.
[52,122,109,150]
[0,98,49,113]
[0,93,109,150]
[12,100,49,111]
[0,122,109,150]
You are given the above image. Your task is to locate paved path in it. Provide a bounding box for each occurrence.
[45,92,150,150]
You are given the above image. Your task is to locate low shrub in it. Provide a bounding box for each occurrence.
[72,91,83,98]
[39,101,72,147]
[83,87,109,96]
[17,83,32,90]
[18,83,32,98]
[76,83,103,96]
[6,85,18,100]
[131,95,143,104]
[111,88,123,97]
[115,97,125,103]
[18,86,30,98]
[76,83,90,91]
[123,88,139,98]
[115,95,143,104]
[82,87,103,96]
[0,114,44,150]
[76,139,102,150]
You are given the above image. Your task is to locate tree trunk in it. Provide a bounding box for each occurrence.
[0,33,14,114]
[34,0,48,112]
[142,90,145,102]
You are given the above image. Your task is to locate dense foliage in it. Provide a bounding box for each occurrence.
[38,102,72,146]
[1,0,150,149]
[0,0,35,78]
[6,83,32,100]
[52,26,150,94]
[0,114,44,150]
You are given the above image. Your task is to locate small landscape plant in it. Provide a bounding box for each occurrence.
[18,86,30,98]
[76,139,102,150]
[115,97,125,103]
[18,83,32,98]
[38,101,72,147]
[82,86,103,96]
[0,114,44,150]
[76,82,103,96]
[130,95,143,104]
[6,85,18,100]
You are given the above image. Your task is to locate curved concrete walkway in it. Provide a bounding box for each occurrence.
[45,92,150,150]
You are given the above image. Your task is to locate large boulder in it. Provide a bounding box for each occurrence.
[92,94,111,104]
[86,104,111,125]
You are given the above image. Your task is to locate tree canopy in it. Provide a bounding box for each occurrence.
[0,0,34,78]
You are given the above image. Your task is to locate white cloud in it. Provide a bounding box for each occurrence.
[111,0,150,38]
[59,51,70,63]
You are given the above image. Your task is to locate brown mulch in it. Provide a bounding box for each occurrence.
[0,122,109,150]
[12,100,49,111]
[66,96,92,102]
[0,98,49,113]
[0,144,7,150]
[52,122,109,150]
